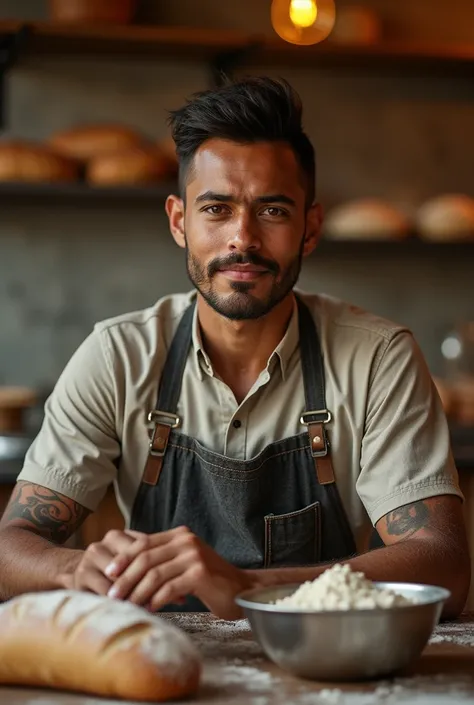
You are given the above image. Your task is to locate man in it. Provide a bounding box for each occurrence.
[0,78,469,620]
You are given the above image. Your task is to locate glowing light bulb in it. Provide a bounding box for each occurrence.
[289,0,318,29]
[271,0,336,46]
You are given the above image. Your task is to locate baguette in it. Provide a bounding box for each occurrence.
[0,590,201,702]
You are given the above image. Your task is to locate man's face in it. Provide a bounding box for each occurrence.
[167,139,321,320]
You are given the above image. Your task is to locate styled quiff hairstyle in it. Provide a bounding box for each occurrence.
[168,76,316,207]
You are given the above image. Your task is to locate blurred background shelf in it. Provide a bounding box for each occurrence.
[1,181,474,251]
[1,20,474,74]
[0,180,177,206]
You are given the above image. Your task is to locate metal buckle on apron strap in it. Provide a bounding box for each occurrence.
[300,409,332,458]
[147,410,181,457]
[300,409,332,425]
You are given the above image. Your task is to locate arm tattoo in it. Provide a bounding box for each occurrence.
[385,500,430,539]
[1,482,89,544]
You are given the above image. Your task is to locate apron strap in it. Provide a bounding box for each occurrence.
[143,301,195,485]
[143,295,335,487]
[296,297,336,486]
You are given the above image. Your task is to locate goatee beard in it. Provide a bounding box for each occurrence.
[185,235,305,321]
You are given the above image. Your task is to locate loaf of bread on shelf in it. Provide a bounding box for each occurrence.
[87,146,172,185]
[48,124,147,162]
[323,199,410,240]
[416,194,474,241]
[0,140,79,183]
[157,136,179,173]
[0,590,201,702]
[48,0,137,25]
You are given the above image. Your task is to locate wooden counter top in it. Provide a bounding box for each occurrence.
[1,612,474,704]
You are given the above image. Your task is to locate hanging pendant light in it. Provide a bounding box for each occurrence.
[271,0,336,46]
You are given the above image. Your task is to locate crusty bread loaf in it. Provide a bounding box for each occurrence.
[0,141,78,183]
[416,194,474,241]
[87,146,171,186]
[48,124,146,162]
[0,590,201,702]
[324,199,410,240]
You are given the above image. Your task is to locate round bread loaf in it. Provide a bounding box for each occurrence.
[87,146,171,185]
[331,6,381,45]
[324,199,410,240]
[48,124,146,162]
[157,136,179,173]
[416,194,474,241]
[0,590,201,702]
[0,141,78,183]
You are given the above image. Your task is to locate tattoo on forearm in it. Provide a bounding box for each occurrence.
[385,500,430,539]
[1,482,89,544]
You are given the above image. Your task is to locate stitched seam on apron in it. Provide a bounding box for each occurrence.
[167,442,311,474]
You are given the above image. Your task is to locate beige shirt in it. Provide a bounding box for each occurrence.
[18,290,461,551]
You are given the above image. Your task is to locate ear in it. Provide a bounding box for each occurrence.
[302,203,324,257]
[165,194,186,249]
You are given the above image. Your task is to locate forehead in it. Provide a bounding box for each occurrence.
[186,138,306,202]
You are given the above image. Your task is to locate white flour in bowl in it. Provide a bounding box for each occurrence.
[274,564,414,610]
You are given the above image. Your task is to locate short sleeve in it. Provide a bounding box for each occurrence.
[356,331,463,526]
[17,327,120,511]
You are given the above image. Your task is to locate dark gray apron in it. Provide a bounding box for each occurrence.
[130,297,357,611]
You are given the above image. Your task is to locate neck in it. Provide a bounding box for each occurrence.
[196,292,295,403]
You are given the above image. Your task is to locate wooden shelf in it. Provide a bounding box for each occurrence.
[0,180,178,206]
[1,20,474,74]
[1,182,474,252]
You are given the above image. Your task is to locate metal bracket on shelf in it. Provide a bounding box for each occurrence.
[0,24,30,130]
[210,40,263,87]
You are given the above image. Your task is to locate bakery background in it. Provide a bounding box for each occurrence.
[1,0,474,567]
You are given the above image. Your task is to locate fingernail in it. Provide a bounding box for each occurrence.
[108,586,120,599]
[105,562,118,578]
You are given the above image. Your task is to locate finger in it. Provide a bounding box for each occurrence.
[75,567,113,595]
[107,544,180,600]
[102,529,137,555]
[106,526,190,579]
[86,542,117,575]
[126,554,191,607]
[149,575,192,612]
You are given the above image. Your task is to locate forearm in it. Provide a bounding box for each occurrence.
[0,527,83,601]
[247,539,470,619]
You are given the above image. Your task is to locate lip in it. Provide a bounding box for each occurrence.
[219,267,268,281]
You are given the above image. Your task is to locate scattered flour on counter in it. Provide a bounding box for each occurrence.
[430,620,474,647]
[293,675,474,704]
[168,613,262,660]
[274,564,414,610]
[204,664,279,692]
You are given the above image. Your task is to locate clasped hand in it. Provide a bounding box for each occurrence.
[60,526,252,620]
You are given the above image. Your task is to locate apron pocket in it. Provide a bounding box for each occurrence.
[264,501,321,568]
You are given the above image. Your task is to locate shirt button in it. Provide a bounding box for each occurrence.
[233,419,242,429]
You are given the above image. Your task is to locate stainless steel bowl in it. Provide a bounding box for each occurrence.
[235,582,450,681]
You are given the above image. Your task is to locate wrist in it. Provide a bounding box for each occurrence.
[52,548,83,589]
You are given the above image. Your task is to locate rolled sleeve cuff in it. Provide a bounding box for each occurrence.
[16,464,106,512]
[366,480,464,527]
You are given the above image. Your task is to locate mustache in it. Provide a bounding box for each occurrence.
[207,252,280,278]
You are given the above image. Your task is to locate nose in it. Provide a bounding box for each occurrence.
[227,211,261,253]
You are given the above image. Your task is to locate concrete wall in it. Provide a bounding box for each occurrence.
[1,0,474,388]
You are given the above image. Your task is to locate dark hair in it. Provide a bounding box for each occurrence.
[168,77,316,207]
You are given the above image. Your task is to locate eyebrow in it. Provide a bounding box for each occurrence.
[195,191,296,207]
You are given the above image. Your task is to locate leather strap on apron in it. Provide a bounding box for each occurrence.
[142,303,195,486]
[296,299,336,486]
[143,296,335,487]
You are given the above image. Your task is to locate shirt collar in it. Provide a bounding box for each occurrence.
[269,295,299,381]
[191,294,299,382]
[192,303,213,381]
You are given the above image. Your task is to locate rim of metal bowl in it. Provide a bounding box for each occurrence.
[235,581,451,615]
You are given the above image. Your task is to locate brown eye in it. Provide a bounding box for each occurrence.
[205,205,225,215]
[262,207,286,217]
